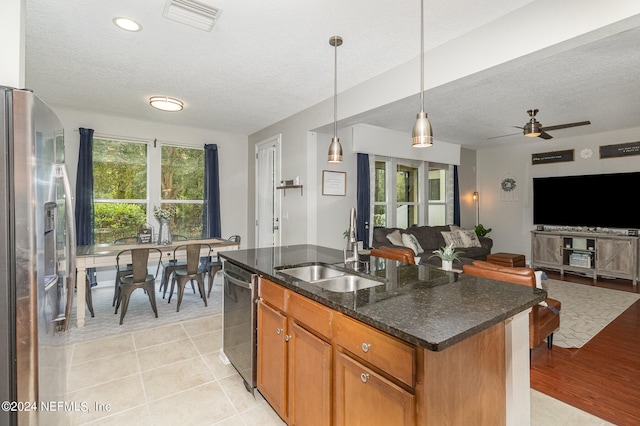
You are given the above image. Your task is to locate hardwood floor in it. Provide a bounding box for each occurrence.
[530,270,640,425]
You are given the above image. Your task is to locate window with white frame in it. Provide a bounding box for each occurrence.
[92,137,204,243]
[373,157,427,229]
[427,166,448,226]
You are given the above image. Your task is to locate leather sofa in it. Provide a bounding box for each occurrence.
[462,260,561,350]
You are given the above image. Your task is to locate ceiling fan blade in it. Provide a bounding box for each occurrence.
[486,132,521,140]
[540,121,591,132]
[538,132,553,139]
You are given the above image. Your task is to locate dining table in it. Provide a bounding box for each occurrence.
[73,237,240,328]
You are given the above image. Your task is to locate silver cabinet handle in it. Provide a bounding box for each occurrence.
[360,373,370,383]
[276,328,283,335]
[361,343,371,353]
[285,334,291,342]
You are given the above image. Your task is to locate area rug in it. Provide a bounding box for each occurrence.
[542,279,640,348]
[66,271,224,344]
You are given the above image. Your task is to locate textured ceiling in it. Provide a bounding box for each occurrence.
[24,0,640,148]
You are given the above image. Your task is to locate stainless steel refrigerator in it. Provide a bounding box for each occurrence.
[1,87,76,425]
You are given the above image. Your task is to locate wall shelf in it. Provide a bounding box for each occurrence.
[276,185,303,196]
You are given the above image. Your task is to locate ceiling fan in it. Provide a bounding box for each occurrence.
[488,109,591,140]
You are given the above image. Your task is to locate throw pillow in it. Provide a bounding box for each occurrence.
[458,229,481,248]
[401,233,424,255]
[441,231,465,248]
[386,230,403,246]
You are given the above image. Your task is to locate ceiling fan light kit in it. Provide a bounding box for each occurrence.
[488,108,591,140]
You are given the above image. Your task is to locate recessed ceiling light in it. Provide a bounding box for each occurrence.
[113,17,142,32]
[149,96,184,112]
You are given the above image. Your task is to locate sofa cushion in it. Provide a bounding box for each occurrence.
[458,229,481,247]
[442,230,465,248]
[401,233,424,255]
[386,229,404,246]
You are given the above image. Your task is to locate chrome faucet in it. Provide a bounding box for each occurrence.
[344,207,361,270]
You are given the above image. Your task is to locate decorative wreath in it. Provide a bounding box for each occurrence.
[501,178,517,192]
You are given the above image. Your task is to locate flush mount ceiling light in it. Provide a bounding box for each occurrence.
[112,17,142,32]
[328,36,343,164]
[412,0,433,148]
[149,96,184,112]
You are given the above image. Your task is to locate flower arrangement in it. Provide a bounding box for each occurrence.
[153,205,172,221]
[429,244,462,262]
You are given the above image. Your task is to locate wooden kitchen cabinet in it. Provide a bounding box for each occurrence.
[287,321,332,426]
[258,278,507,425]
[257,278,332,425]
[334,351,415,426]
[257,299,287,419]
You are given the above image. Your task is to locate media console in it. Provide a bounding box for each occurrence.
[531,230,638,286]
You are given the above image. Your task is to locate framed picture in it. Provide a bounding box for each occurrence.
[322,170,346,196]
[137,228,153,244]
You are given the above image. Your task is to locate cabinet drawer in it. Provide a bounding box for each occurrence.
[287,291,332,339]
[334,313,416,387]
[259,278,286,312]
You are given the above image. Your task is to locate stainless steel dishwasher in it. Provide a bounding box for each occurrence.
[222,260,258,394]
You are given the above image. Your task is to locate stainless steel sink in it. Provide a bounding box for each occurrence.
[278,264,345,282]
[277,264,383,293]
[312,275,383,292]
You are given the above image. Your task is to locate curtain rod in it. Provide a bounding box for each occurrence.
[72,129,204,149]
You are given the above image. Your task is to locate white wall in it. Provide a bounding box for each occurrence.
[55,107,249,241]
[476,126,640,264]
[0,0,25,87]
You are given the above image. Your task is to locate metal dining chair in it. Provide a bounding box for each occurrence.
[114,247,162,325]
[112,236,139,306]
[205,235,241,297]
[168,243,210,312]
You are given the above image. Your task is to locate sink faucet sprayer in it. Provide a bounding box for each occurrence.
[344,207,363,271]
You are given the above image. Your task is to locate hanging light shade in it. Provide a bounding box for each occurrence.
[328,36,343,163]
[412,0,433,147]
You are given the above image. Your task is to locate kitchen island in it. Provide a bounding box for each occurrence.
[220,244,545,425]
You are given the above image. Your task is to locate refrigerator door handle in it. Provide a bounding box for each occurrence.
[54,163,76,331]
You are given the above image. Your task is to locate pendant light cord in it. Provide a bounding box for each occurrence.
[333,37,338,138]
[419,0,425,114]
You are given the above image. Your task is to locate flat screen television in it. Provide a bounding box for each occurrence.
[533,172,640,230]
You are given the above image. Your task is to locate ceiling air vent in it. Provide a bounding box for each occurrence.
[163,0,222,32]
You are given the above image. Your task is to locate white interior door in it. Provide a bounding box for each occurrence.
[255,136,281,248]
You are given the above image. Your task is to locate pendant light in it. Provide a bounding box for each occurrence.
[328,36,343,163]
[412,0,433,147]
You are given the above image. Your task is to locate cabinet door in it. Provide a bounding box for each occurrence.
[532,234,562,265]
[596,238,635,275]
[257,300,287,419]
[288,321,332,426]
[334,351,415,426]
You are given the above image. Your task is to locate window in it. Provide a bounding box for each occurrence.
[160,145,205,238]
[92,138,204,243]
[373,161,387,227]
[93,138,147,243]
[427,167,447,226]
[374,158,426,229]
[396,164,419,228]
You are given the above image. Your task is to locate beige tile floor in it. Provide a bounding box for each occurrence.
[64,315,612,425]
[65,314,284,426]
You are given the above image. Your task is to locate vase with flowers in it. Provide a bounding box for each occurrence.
[429,244,462,271]
[154,206,173,245]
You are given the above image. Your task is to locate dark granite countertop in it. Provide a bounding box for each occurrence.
[219,244,546,351]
